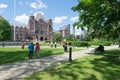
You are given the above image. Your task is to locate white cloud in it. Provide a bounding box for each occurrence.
[53,16,67,24]
[15,14,29,24]
[19,1,22,5]
[70,16,79,22]
[0,4,8,9]
[30,0,47,9]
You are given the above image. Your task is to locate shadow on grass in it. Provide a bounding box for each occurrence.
[24,49,120,80]
[0,50,53,65]
[0,48,64,65]
[91,50,120,80]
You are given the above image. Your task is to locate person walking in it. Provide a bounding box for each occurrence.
[28,42,34,59]
[35,42,40,58]
[50,41,53,48]
[21,42,25,49]
[54,42,57,48]
[118,42,120,48]
[64,42,68,52]
[2,43,4,47]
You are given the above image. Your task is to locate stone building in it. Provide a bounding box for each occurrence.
[28,13,53,41]
[11,25,28,41]
[59,24,70,38]
[11,13,53,41]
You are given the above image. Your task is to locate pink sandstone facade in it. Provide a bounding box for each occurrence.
[11,25,28,41]
[28,13,53,41]
[11,13,53,41]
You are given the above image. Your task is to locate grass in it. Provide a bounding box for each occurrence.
[0,46,81,65]
[23,49,120,80]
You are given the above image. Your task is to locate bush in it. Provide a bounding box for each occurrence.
[67,40,111,47]
[88,41,111,46]
[68,41,90,47]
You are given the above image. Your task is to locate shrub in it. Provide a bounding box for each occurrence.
[68,41,90,47]
[88,41,111,46]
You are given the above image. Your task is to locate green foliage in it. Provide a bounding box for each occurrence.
[89,41,111,46]
[44,40,51,43]
[68,40,111,47]
[0,17,12,41]
[66,34,74,41]
[72,0,120,39]
[68,41,90,47]
[53,32,63,42]
[87,39,111,46]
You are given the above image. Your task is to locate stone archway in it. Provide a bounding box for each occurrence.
[40,37,43,41]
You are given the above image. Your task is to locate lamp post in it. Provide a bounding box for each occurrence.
[69,42,72,62]
[14,0,16,41]
[73,26,75,49]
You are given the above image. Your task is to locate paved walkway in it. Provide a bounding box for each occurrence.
[0,45,118,80]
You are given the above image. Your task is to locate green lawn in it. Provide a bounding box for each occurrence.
[23,49,120,80]
[0,47,81,65]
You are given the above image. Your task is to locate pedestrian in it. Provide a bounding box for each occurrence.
[95,45,104,53]
[28,42,34,59]
[62,42,65,48]
[21,42,25,49]
[118,42,120,48]
[35,42,40,58]
[64,42,68,52]
[54,42,57,48]
[2,43,4,47]
[50,41,53,48]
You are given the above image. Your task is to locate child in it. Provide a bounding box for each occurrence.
[35,42,40,58]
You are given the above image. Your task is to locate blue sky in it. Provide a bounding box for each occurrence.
[0,0,81,34]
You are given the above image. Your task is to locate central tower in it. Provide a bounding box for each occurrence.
[28,13,53,41]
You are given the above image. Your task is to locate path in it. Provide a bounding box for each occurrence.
[0,45,118,80]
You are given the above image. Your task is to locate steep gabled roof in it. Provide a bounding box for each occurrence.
[35,13,46,22]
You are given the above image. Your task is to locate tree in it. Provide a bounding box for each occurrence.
[66,34,74,41]
[0,17,12,41]
[72,0,120,40]
[53,32,63,42]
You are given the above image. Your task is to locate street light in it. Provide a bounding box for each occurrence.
[14,0,16,41]
[73,26,75,49]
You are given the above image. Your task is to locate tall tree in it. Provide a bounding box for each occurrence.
[66,34,74,41]
[72,0,120,40]
[53,32,63,42]
[0,16,12,41]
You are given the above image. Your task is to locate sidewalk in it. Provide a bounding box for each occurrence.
[0,45,118,80]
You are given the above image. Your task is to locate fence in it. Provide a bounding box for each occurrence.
[0,41,30,46]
